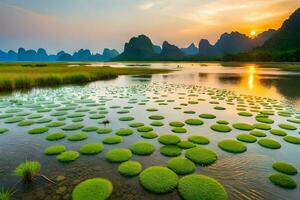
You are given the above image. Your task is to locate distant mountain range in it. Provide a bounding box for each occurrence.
[0,48,119,62]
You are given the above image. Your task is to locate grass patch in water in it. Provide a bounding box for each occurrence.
[105,148,132,163]
[139,166,178,194]
[28,127,49,134]
[249,130,266,137]
[232,123,254,131]
[13,160,41,183]
[96,128,112,134]
[185,147,217,165]
[46,121,65,127]
[44,145,66,155]
[253,123,271,130]
[17,121,34,126]
[283,135,300,144]
[0,128,9,134]
[185,119,203,126]
[258,138,281,149]
[169,121,185,127]
[269,174,297,189]
[160,145,182,157]
[216,120,229,125]
[270,129,287,136]
[89,114,105,119]
[236,134,257,143]
[167,157,195,175]
[72,118,83,122]
[210,124,232,132]
[272,162,298,175]
[141,132,158,139]
[218,139,247,153]
[115,129,134,136]
[67,113,85,118]
[178,174,228,200]
[62,123,84,131]
[82,126,99,132]
[119,116,134,121]
[177,141,196,149]
[149,115,164,120]
[150,121,164,126]
[72,178,113,200]
[146,108,158,112]
[137,126,153,132]
[102,136,123,144]
[256,117,274,124]
[79,143,104,155]
[130,141,155,155]
[188,135,209,145]
[278,124,297,130]
[67,132,88,141]
[35,118,52,123]
[46,131,66,141]
[238,112,253,117]
[287,118,300,124]
[57,150,79,162]
[4,117,24,123]
[199,114,216,119]
[118,161,142,177]
[171,127,187,133]
[129,122,145,128]
[158,134,181,145]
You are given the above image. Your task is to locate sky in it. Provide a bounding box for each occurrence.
[0,0,299,54]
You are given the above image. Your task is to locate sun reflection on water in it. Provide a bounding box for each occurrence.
[247,65,256,90]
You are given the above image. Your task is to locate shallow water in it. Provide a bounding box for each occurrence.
[0,62,299,200]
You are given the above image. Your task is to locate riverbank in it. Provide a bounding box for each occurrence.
[0,62,171,92]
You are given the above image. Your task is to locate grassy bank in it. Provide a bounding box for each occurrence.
[0,62,171,92]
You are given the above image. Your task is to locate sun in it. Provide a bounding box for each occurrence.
[250,30,257,37]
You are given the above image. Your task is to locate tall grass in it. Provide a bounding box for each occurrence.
[13,160,41,183]
[0,187,15,200]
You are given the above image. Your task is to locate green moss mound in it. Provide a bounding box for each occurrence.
[128,122,145,128]
[287,118,300,124]
[238,112,253,117]
[269,173,297,189]
[115,129,134,136]
[102,136,123,144]
[0,114,13,118]
[167,157,195,175]
[139,166,178,194]
[169,121,185,127]
[184,110,195,114]
[158,134,181,145]
[149,115,164,120]
[96,128,112,134]
[188,135,209,145]
[72,178,113,200]
[105,148,132,163]
[178,174,228,200]
[137,126,153,132]
[232,123,254,131]
[253,123,271,130]
[90,114,105,119]
[216,120,229,125]
[256,117,274,124]
[249,130,266,137]
[119,116,134,121]
[283,135,300,144]
[28,127,49,134]
[278,124,297,130]
[130,141,155,155]
[172,127,187,133]
[258,138,281,149]
[185,119,204,126]
[236,134,257,143]
[272,162,298,175]
[141,132,158,139]
[62,123,84,131]
[150,121,164,126]
[4,117,24,123]
[46,131,66,141]
[185,147,217,165]
[199,114,216,119]
[82,126,99,132]
[118,161,142,177]
[18,120,34,126]
[46,122,66,127]
[72,118,83,122]
[177,141,196,149]
[270,129,287,137]
[44,145,66,155]
[160,145,182,157]
[67,132,89,141]
[57,150,80,162]
[0,128,9,134]
[80,143,104,155]
[218,140,247,153]
[36,118,52,123]
[67,113,85,118]
[146,108,158,112]
[210,124,232,132]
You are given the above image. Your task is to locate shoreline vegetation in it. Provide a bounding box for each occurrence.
[0,62,171,92]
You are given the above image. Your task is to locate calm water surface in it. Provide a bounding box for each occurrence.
[0,62,299,200]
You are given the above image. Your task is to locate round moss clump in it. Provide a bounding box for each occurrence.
[269,173,297,189]
[158,134,181,145]
[160,145,182,157]
[0,128,9,134]
[72,178,113,200]
[169,121,185,127]
[18,121,34,126]
[178,174,228,200]
[150,121,164,126]
[210,124,232,133]
[28,127,49,134]
[232,123,254,131]
[258,138,281,149]
[185,119,203,126]
[46,131,66,141]
[238,112,253,117]
[4,117,24,123]
[283,135,300,144]
[249,130,266,137]
[141,132,158,139]
[253,123,271,130]
[272,162,298,175]
[216,120,229,125]
[167,157,195,175]
[82,126,99,132]
[102,136,123,144]
[44,145,66,155]
[270,129,287,137]
[79,143,104,155]
[57,150,80,162]
[128,122,145,128]
[115,129,134,136]
[130,141,155,155]
[62,124,84,131]
[171,127,187,134]
[137,126,153,132]
[218,140,247,153]
[236,134,257,143]
[278,124,297,130]
[139,166,178,194]
[67,132,88,141]
[118,161,142,177]
[119,116,134,121]
[256,117,274,124]
[199,114,216,119]
[188,135,209,145]
[46,122,66,127]
[149,115,164,120]
[105,148,132,163]
[146,108,158,112]
[185,147,217,165]
[177,141,196,149]
[96,128,112,134]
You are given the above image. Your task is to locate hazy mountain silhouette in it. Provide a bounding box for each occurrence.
[160,41,185,60]
[153,45,162,54]
[181,43,198,55]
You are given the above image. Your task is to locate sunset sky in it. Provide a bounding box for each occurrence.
[0,0,299,54]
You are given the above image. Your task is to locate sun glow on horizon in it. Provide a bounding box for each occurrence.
[250,30,257,37]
